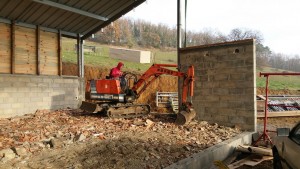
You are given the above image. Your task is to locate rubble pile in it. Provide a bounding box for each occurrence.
[0,109,241,168]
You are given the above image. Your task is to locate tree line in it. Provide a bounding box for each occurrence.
[89,17,300,72]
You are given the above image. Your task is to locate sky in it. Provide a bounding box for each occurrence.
[125,0,300,56]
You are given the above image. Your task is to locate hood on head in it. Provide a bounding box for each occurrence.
[117,62,123,69]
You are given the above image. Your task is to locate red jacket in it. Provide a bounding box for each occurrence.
[109,62,123,78]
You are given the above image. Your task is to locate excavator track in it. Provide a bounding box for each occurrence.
[106,103,151,118]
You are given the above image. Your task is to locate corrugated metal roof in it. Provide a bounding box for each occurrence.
[0,0,145,39]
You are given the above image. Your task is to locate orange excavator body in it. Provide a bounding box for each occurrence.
[95,79,121,94]
[81,64,196,124]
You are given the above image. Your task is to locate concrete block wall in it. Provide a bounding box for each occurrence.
[0,74,85,118]
[179,39,256,131]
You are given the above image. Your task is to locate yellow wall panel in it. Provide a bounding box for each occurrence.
[0,23,11,73]
[40,30,58,75]
[15,26,37,74]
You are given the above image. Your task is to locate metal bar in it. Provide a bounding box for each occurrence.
[11,21,15,74]
[260,72,300,76]
[31,0,108,21]
[36,25,40,75]
[177,0,183,110]
[264,75,269,142]
[76,34,84,78]
[58,30,62,76]
[258,111,300,118]
[253,75,273,146]
[177,0,182,49]
[268,104,300,108]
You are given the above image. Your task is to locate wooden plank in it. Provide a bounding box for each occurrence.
[257,111,300,118]
[14,24,37,76]
[40,66,58,70]
[40,66,58,75]
[40,45,57,48]
[40,62,58,67]
[15,38,36,43]
[228,155,273,169]
[15,26,35,33]
[40,50,58,55]
[39,30,59,76]
[0,22,11,74]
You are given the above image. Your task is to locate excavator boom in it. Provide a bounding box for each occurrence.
[129,64,196,125]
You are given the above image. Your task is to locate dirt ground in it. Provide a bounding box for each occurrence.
[0,110,241,169]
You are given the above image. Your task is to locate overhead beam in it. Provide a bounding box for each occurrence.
[82,0,146,39]
[32,0,108,21]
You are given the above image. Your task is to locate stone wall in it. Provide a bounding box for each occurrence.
[179,39,256,131]
[0,74,84,118]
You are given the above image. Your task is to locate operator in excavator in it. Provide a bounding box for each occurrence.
[109,62,126,90]
[109,62,124,79]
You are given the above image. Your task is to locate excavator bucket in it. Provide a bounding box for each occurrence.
[175,109,196,125]
[80,101,102,113]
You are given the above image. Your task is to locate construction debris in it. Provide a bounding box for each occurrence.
[236,145,273,156]
[0,109,241,168]
[214,145,273,169]
[227,154,273,169]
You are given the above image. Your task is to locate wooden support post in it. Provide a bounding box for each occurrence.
[11,21,15,74]
[36,25,40,75]
[58,30,62,76]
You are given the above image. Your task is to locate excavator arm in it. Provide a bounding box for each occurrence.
[131,64,194,102]
[130,64,196,125]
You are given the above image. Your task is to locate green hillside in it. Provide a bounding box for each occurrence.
[62,38,176,72]
[257,67,300,90]
[62,38,300,90]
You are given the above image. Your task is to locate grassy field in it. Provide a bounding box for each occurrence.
[256,67,300,90]
[61,38,176,72]
[62,38,300,90]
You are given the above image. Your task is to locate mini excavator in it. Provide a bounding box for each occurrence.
[80,64,196,125]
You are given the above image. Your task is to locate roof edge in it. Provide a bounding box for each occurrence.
[179,39,255,52]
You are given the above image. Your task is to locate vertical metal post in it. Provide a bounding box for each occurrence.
[263,75,269,142]
[177,0,182,50]
[177,0,183,109]
[77,34,84,78]
[253,73,272,146]
[77,34,85,104]
[81,40,84,78]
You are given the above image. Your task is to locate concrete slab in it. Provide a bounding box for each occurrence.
[165,132,254,169]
